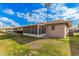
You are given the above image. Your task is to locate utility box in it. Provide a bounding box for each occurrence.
[69,30,74,36]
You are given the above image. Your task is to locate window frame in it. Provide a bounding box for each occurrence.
[51,25,55,30]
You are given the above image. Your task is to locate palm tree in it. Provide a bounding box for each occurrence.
[45,3,51,8]
[45,3,65,21]
[45,3,51,22]
[29,12,32,17]
[29,12,39,37]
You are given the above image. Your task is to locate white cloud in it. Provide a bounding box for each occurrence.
[33,8,47,13]
[2,3,79,28]
[0,22,5,26]
[0,21,9,28]
[46,4,79,21]
[16,3,79,24]
[16,12,25,18]
[25,12,46,23]
[62,8,78,16]
[3,9,15,15]
[26,9,48,23]
[58,7,79,21]
[0,17,21,28]
[16,8,48,23]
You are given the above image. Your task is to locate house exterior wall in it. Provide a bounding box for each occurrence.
[46,24,68,38]
[22,22,70,38]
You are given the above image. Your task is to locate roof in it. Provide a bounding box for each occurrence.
[23,19,72,28]
[45,19,72,27]
[2,19,72,29]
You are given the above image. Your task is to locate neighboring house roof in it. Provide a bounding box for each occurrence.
[69,28,79,31]
[2,27,14,30]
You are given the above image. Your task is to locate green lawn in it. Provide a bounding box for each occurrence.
[0,33,78,56]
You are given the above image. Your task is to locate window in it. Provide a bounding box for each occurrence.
[51,26,55,30]
[39,26,46,34]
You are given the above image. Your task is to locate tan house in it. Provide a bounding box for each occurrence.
[13,27,23,32]
[1,19,72,38]
[22,19,72,38]
[1,26,23,33]
[1,27,14,33]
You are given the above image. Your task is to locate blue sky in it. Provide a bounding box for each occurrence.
[0,3,79,28]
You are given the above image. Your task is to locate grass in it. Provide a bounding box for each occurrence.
[0,33,79,56]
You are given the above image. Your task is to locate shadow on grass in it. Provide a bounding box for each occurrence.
[0,33,41,45]
[12,35,40,44]
[0,33,65,45]
[69,33,79,56]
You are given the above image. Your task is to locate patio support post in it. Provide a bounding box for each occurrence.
[37,24,39,37]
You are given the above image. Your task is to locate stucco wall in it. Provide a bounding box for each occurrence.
[46,24,68,38]
[66,26,69,35]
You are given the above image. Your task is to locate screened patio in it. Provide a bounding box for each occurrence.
[23,24,46,37]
